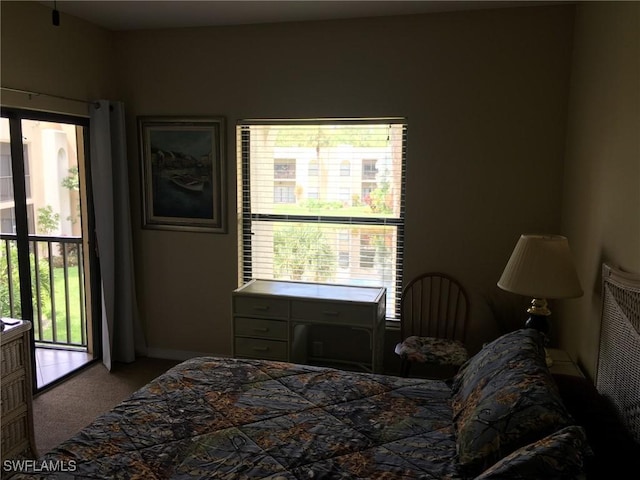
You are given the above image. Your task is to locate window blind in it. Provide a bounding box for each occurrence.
[237,119,406,320]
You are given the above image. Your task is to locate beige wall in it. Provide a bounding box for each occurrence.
[560,1,640,379]
[115,6,575,360]
[3,2,584,366]
[0,1,116,115]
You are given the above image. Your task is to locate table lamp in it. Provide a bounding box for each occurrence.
[497,234,583,363]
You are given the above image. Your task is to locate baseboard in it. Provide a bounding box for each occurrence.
[145,348,231,362]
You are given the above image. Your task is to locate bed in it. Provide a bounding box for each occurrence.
[9,263,640,479]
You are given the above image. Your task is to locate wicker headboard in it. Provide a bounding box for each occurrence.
[596,263,640,443]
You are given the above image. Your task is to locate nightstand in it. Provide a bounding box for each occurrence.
[547,348,584,378]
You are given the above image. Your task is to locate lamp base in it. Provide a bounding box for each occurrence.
[524,316,554,366]
[524,314,550,335]
[524,298,553,366]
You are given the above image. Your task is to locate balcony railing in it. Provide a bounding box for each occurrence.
[1,234,88,350]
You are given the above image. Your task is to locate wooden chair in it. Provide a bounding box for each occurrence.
[394,272,470,377]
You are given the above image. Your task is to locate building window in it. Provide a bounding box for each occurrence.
[274,184,295,203]
[273,158,296,203]
[338,251,350,269]
[362,159,377,180]
[308,160,319,176]
[0,207,16,233]
[359,233,375,269]
[274,158,296,179]
[1,143,30,202]
[0,144,13,202]
[238,119,406,320]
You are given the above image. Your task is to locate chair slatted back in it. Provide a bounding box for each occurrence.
[400,272,470,342]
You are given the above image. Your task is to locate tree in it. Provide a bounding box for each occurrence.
[0,242,51,319]
[37,205,60,235]
[61,166,79,191]
[369,180,392,214]
[61,166,80,225]
[274,224,336,281]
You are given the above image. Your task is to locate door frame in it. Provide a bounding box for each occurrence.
[1,106,102,391]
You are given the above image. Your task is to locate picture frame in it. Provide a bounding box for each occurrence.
[138,116,226,233]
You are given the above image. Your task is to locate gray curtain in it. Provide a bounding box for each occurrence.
[90,100,146,370]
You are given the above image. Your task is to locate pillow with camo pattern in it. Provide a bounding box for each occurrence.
[451,329,574,477]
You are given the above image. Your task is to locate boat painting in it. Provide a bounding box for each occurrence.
[139,116,226,233]
[169,173,205,192]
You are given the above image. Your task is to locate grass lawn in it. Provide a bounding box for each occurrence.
[36,266,85,346]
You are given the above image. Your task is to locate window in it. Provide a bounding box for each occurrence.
[273,158,296,203]
[238,119,406,320]
[0,143,13,202]
[337,230,350,269]
[0,204,35,235]
[359,232,375,268]
[308,160,319,176]
[362,159,377,180]
[1,143,30,201]
[274,158,296,179]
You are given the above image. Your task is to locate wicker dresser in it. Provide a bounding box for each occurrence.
[1,319,36,470]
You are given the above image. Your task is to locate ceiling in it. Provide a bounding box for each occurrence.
[40,1,557,31]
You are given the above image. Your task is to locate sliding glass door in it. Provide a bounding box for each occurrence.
[0,108,99,390]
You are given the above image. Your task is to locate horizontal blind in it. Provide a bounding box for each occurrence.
[238,119,406,320]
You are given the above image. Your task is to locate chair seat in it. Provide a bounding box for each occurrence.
[395,335,469,367]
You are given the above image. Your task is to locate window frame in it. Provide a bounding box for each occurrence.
[238,118,406,320]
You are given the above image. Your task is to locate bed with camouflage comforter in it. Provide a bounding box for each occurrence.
[13,329,595,479]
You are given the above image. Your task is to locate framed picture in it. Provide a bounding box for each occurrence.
[138,116,226,233]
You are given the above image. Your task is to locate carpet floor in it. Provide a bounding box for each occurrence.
[32,357,180,456]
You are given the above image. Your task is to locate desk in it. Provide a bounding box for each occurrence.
[232,279,386,372]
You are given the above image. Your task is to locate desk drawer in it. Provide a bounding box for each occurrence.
[291,300,373,326]
[235,318,287,340]
[235,337,288,361]
[233,296,288,319]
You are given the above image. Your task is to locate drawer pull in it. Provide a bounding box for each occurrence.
[253,327,269,333]
[322,310,340,317]
[252,306,270,312]
[252,346,270,352]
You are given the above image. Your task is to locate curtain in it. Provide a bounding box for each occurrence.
[90,100,147,370]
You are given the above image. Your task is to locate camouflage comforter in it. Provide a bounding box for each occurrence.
[15,357,463,479]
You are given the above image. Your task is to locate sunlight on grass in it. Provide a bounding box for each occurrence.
[37,266,85,345]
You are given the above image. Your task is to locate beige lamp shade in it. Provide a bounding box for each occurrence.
[498,234,583,299]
